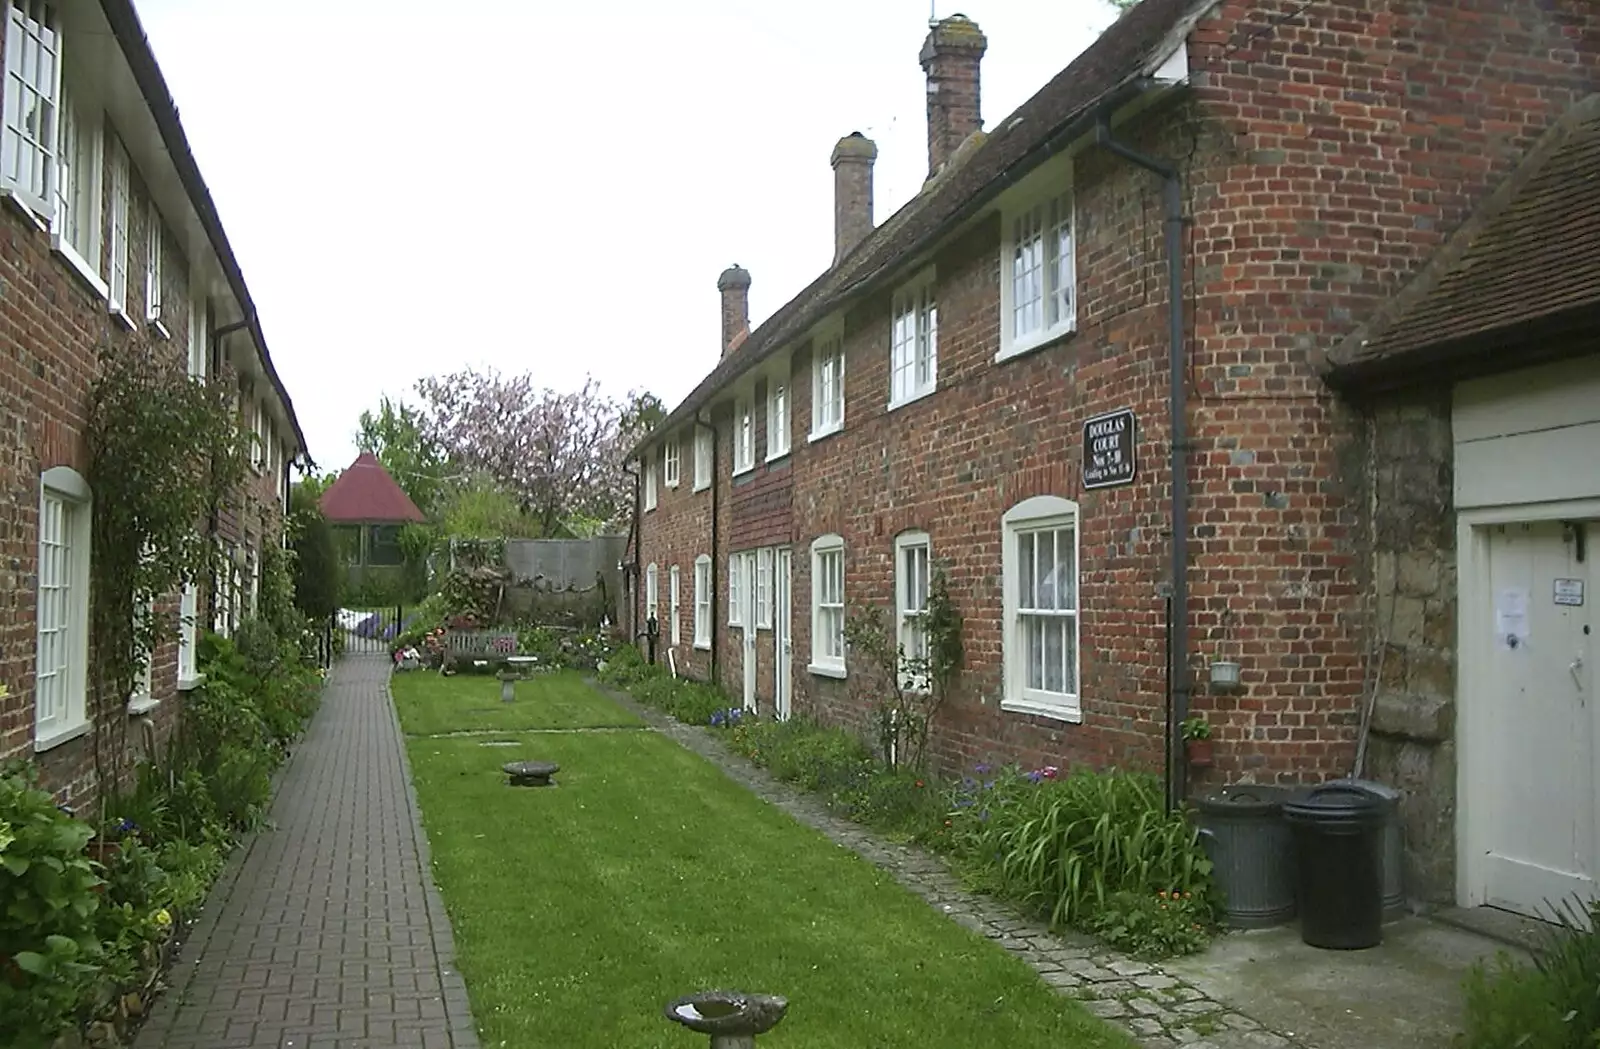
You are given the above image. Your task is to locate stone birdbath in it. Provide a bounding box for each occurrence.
[664,991,788,1049]
[495,668,518,703]
[503,761,559,787]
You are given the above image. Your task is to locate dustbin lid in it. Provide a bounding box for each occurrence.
[1196,783,1299,816]
[1320,777,1399,811]
[1283,787,1386,827]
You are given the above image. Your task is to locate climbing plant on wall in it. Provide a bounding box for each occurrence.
[85,339,251,784]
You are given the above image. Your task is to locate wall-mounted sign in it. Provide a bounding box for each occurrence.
[1554,578,1585,607]
[1083,408,1137,489]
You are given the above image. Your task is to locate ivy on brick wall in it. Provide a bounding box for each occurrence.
[85,339,251,783]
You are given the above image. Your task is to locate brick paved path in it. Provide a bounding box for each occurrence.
[134,655,479,1049]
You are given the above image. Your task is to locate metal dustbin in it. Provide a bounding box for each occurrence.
[1196,785,1300,929]
[1322,777,1404,920]
[1284,785,1386,949]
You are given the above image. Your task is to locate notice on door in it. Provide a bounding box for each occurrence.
[1495,587,1530,651]
[1554,578,1586,607]
[1083,408,1137,489]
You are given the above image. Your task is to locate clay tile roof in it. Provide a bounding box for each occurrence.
[1324,94,1600,388]
[632,0,1217,456]
[318,453,426,524]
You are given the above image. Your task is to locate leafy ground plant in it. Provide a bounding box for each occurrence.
[1459,896,1600,1048]
[402,674,1135,1049]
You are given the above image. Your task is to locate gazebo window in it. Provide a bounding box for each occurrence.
[368,525,405,567]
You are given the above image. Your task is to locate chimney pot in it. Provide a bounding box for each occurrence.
[830,132,878,266]
[920,14,987,179]
[717,264,751,358]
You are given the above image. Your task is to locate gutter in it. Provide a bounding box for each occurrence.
[1092,110,1191,814]
[98,0,312,467]
[623,457,641,640]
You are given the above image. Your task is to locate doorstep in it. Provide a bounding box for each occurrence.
[1431,904,1560,956]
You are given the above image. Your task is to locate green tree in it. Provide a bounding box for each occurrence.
[289,483,342,620]
[356,396,449,516]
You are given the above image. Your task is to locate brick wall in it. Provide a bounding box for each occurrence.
[636,0,1600,807]
[0,115,292,812]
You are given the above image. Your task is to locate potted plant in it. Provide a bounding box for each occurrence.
[1181,716,1214,769]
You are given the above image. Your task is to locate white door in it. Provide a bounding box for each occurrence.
[741,552,758,712]
[1480,520,1597,918]
[775,548,792,720]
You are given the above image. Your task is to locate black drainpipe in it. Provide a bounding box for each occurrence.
[695,411,719,686]
[1094,114,1191,813]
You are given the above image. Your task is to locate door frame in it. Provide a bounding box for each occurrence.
[741,551,758,712]
[1456,497,1600,908]
[775,547,792,720]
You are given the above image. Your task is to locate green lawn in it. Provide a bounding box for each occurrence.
[404,678,1132,1049]
[390,669,643,736]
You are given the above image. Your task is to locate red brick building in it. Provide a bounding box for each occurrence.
[629,0,1599,912]
[0,0,306,806]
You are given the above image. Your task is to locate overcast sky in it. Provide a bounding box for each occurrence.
[135,0,1120,472]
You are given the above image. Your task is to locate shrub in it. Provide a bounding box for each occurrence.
[1460,897,1600,1049]
[1085,889,1212,959]
[945,765,1215,930]
[0,767,105,1047]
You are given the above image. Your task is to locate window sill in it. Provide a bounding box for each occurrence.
[693,640,711,652]
[2,188,49,232]
[177,674,205,692]
[1001,696,1083,724]
[807,662,846,680]
[109,306,136,331]
[52,239,110,301]
[665,480,680,490]
[887,386,936,413]
[693,481,710,493]
[808,423,843,444]
[150,318,171,340]
[34,719,92,753]
[731,463,755,478]
[644,504,657,513]
[126,696,161,717]
[996,324,1077,364]
[765,449,790,465]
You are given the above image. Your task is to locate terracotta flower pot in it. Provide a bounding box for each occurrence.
[1185,738,1214,769]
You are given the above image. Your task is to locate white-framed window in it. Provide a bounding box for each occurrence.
[53,81,104,291]
[894,530,931,692]
[146,200,165,326]
[693,427,712,492]
[643,450,658,511]
[664,437,681,488]
[645,562,659,627]
[1001,496,1080,721]
[108,135,129,316]
[755,548,773,629]
[128,596,156,714]
[767,378,790,460]
[251,402,269,471]
[248,545,262,616]
[187,286,207,379]
[668,564,681,644]
[889,272,937,408]
[34,466,90,749]
[2,0,61,216]
[809,534,845,677]
[214,540,239,640]
[811,328,844,439]
[693,554,711,649]
[177,582,200,687]
[1000,184,1076,359]
[732,397,754,474]
[728,554,743,626]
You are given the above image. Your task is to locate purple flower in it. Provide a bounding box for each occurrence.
[1026,770,1044,784]
[974,763,992,775]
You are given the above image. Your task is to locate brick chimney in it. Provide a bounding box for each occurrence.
[920,14,987,179]
[717,264,751,357]
[830,132,878,265]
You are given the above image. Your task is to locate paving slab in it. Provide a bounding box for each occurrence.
[1164,919,1525,1049]
[134,655,479,1049]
